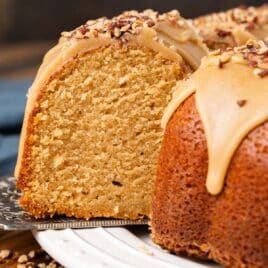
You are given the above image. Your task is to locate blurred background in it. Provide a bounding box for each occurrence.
[0,0,267,176]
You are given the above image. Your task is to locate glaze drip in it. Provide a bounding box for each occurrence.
[162,40,268,195]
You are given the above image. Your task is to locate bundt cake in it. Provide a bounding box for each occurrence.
[191,5,268,50]
[151,40,268,267]
[15,10,208,219]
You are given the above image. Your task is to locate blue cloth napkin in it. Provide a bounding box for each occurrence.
[0,80,31,175]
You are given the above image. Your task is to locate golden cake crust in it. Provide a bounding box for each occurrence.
[151,95,268,267]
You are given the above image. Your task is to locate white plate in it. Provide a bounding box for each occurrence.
[33,226,221,268]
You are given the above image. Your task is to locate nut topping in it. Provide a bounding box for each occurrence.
[61,9,186,42]
[192,5,268,49]
[237,99,247,107]
[207,40,268,77]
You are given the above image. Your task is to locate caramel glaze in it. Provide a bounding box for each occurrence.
[162,41,268,194]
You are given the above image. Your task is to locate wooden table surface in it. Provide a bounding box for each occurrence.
[0,41,63,267]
